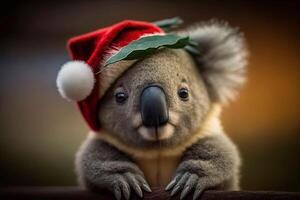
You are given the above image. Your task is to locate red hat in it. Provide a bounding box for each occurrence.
[56,20,163,131]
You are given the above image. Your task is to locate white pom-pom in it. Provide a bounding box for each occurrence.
[56,61,95,101]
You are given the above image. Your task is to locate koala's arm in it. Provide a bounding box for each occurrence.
[166,133,240,200]
[75,136,151,200]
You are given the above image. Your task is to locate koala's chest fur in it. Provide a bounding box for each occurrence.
[94,131,186,187]
[134,154,181,187]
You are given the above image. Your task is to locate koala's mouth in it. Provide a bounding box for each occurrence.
[132,111,179,141]
[137,123,175,141]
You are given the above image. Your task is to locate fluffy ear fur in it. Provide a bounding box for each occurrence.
[180,20,249,104]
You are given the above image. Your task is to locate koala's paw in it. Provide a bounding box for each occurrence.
[110,172,151,200]
[165,172,210,200]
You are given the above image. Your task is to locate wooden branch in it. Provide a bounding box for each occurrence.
[1,187,300,200]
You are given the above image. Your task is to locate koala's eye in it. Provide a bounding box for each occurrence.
[115,92,128,104]
[178,88,189,101]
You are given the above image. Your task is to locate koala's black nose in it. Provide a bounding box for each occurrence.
[140,86,169,127]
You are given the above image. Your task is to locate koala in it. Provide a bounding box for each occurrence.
[57,20,248,200]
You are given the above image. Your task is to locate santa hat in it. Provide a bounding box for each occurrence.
[56,20,163,131]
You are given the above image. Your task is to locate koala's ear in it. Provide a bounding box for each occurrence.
[180,20,249,104]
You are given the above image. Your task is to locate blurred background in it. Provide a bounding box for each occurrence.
[0,0,299,192]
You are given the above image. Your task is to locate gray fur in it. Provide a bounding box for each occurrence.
[179,20,248,103]
[76,137,151,199]
[76,20,247,199]
[166,133,241,199]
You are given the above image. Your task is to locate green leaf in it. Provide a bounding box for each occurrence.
[153,17,183,31]
[103,34,190,67]
[184,40,201,56]
[184,45,200,56]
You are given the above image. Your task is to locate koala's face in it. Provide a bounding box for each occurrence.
[98,49,211,148]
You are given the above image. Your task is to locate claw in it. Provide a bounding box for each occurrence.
[171,185,181,196]
[180,186,190,200]
[170,172,189,196]
[193,186,204,200]
[135,174,152,192]
[134,185,143,198]
[113,186,121,200]
[180,174,198,199]
[165,174,181,191]
[193,189,201,200]
[165,179,176,191]
[125,173,143,198]
[142,183,152,192]
[120,180,130,200]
